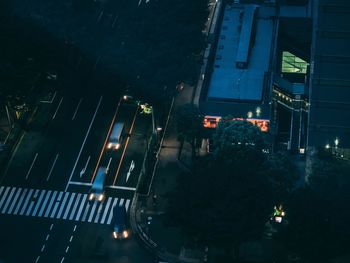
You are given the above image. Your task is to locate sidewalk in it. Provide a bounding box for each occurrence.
[130,85,203,263]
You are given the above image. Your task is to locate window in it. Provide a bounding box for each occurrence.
[281,51,308,74]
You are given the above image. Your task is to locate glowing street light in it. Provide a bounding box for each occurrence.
[247,111,253,118]
[335,137,339,148]
[256,107,261,117]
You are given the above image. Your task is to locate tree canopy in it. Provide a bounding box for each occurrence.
[213,119,267,168]
[175,103,204,157]
[167,120,278,250]
[277,151,350,262]
[167,156,274,247]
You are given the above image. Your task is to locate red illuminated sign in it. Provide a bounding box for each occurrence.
[203,116,269,132]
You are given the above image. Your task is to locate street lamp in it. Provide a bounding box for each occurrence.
[334,137,339,148]
[256,107,261,117]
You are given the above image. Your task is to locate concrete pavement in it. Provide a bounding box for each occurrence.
[131,84,204,263]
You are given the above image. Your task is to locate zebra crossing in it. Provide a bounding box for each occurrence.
[0,186,130,225]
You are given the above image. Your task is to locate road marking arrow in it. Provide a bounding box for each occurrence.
[80,156,90,177]
[126,160,135,182]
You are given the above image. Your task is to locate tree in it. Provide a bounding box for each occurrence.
[264,152,299,199]
[175,103,204,159]
[167,120,276,261]
[277,153,350,263]
[278,185,350,263]
[166,156,274,261]
[213,119,268,169]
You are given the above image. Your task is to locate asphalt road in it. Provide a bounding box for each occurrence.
[0,0,168,262]
[0,48,154,263]
[0,86,155,262]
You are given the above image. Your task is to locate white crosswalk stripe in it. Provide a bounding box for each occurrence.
[0,186,129,225]
[13,188,28,215]
[31,189,46,216]
[2,187,17,213]
[44,191,57,217]
[7,188,22,214]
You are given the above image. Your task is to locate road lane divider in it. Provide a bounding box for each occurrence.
[26,153,38,180]
[71,98,83,120]
[52,97,64,120]
[112,106,139,185]
[106,185,136,191]
[46,154,59,181]
[68,181,92,187]
[66,96,103,192]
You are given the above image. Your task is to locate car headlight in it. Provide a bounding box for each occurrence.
[115,144,120,150]
[122,230,128,238]
[113,231,118,239]
[98,194,104,201]
[89,194,94,200]
[107,143,112,149]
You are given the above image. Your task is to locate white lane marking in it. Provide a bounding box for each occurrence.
[0,187,10,210]
[105,185,136,191]
[1,187,17,213]
[70,235,74,242]
[65,246,69,253]
[19,189,34,215]
[125,199,131,212]
[52,97,64,119]
[44,191,58,217]
[46,234,50,241]
[112,14,119,28]
[7,188,22,214]
[138,0,142,6]
[41,245,45,252]
[100,197,112,224]
[35,256,40,263]
[69,193,81,220]
[106,198,119,225]
[80,156,91,178]
[38,190,52,217]
[56,192,70,219]
[63,193,76,220]
[97,11,104,23]
[68,181,92,187]
[46,154,59,181]
[126,160,135,182]
[31,190,47,216]
[72,98,83,120]
[50,192,63,218]
[66,96,103,192]
[75,195,88,221]
[106,157,112,174]
[50,224,54,231]
[3,132,25,177]
[60,257,65,263]
[13,188,28,215]
[26,153,38,180]
[87,201,98,222]
[73,225,77,232]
